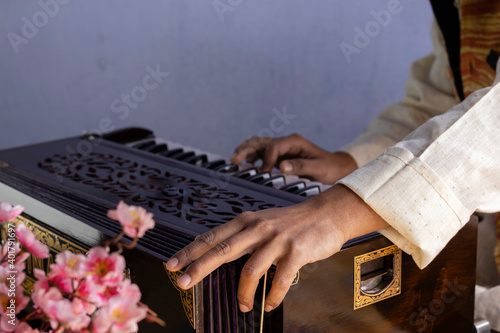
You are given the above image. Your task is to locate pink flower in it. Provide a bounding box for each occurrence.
[0,313,17,332]
[50,251,87,280]
[32,287,63,318]
[116,280,142,303]
[85,247,125,288]
[0,202,23,223]
[91,296,147,333]
[15,223,49,259]
[33,268,49,292]
[32,287,90,331]
[1,243,29,264]
[47,272,73,294]
[74,279,97,314]
[108,201,155,238]
[0,265,25,293]
[91,279,142,307]
[0,267,29,317]
[53,299,91,331]
[0,290,30,321]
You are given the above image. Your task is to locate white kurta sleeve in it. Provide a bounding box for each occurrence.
[340,20,458,167]
[338,66,500,268]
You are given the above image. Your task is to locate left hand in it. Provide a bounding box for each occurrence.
[165,185,388,312]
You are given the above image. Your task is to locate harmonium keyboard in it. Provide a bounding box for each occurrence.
[0,128,477,332]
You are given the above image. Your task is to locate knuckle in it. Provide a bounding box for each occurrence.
[263,143,277,158]
[240,263,261,280]
[288,237,308,255]
[253,217,274,233]
[196,231,216,247]
[213,241,232,257]
[273,275,293,289]
[186,260,203,278]
[287,133,303,141]
[238,211,255,223]
[175,247,193,263]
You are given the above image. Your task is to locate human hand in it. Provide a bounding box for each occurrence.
[165,185,388,312]
[230,134,357,184]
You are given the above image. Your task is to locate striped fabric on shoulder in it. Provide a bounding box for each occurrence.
[460,0,500,97]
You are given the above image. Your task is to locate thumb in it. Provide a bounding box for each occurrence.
[279,159,322,179]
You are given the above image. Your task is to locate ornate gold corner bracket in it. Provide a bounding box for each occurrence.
[163,263,195,329]
[354,245,402,310]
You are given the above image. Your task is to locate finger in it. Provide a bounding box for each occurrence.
[237,245,278,312]
[176,226,263,289]
[245,152,259,164]
[165,214,249,272]
[261,135,307,171]
[231,137,274,165]
[279,159,322,178]
[264,256,303,312]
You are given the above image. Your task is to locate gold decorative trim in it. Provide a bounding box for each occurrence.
[13,215,88,294]
[163,263,196,329]
[354,245,402,310]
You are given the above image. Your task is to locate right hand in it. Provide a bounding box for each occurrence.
[230,134,358,184]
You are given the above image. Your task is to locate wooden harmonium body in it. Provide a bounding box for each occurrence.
[0,133,477,332]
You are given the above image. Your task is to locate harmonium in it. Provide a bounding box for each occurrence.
[0,128,477,332]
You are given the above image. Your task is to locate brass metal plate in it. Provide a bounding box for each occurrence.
[354,245,402,309]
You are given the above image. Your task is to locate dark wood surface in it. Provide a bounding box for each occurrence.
[283,218,477,332]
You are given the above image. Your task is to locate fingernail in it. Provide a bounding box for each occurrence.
[177,273,191,288]
[265,305,273,312]
[239,304,250,313]
[281,161,292,173]
[165,257,178,270]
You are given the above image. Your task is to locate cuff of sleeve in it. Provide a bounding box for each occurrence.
[337,146,471,268]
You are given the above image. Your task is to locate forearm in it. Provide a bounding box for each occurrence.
[310,184,389,243]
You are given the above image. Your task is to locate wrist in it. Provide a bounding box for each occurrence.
[311,184,389,243]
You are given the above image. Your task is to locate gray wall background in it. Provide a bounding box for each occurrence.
[0,0,433,157]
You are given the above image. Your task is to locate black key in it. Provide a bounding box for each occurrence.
[214,163,239,173]
[132,140,156,150]
[247,172,271,183]
[202,159,227,170]
[147,143,168,153]
[296,185,320,197]
[174,151,196,161]
[185,154,208,166]
[233,168,258,179]
[261,175,286,188]
[161,148,184,157]
[280,181,306,193]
